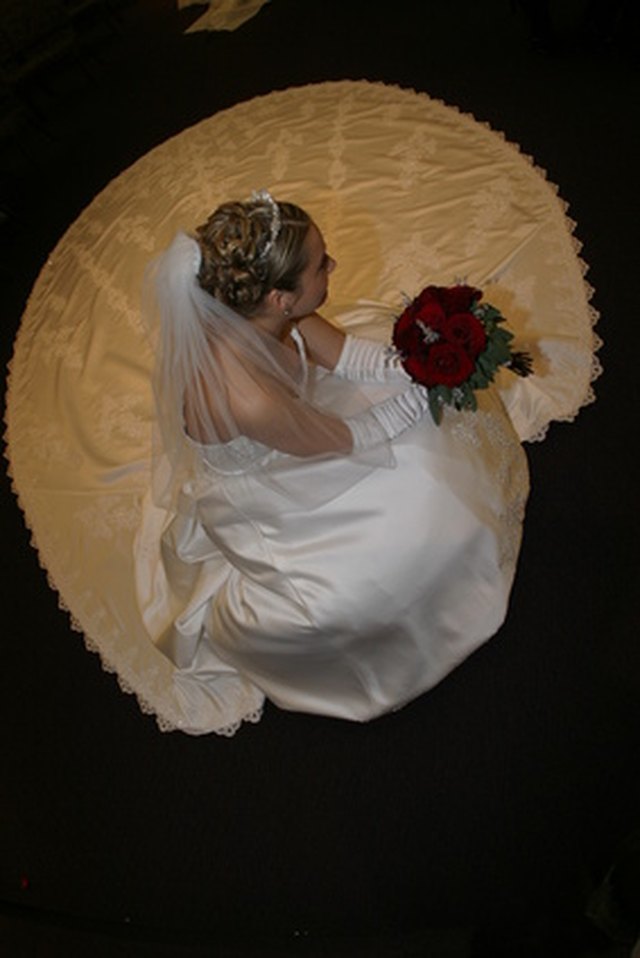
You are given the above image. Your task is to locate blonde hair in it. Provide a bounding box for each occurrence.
[195,198,311,315]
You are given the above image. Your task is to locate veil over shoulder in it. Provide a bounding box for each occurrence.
[133,221,531,734]
[134,328,529,732]
[5,81,599,734]
[145,231,403,518]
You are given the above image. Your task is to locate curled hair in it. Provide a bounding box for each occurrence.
[195,197,311,316]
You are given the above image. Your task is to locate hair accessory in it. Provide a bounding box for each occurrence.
[250,189,282,260]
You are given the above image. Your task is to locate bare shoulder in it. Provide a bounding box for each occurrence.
[296,312,345,369]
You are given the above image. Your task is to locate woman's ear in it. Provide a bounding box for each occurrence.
[266,288,294,315]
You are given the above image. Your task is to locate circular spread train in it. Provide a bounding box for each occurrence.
[5,81,601,736]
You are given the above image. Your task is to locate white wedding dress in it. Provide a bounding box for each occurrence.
[5,81,600,735]
[134,320,529,734]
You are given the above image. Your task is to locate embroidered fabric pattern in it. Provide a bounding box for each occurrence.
[451,403,529,571]
[5,81,599,735]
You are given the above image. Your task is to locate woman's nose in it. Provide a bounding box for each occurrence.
[327,255,336,274]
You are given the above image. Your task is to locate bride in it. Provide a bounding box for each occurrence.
[135,190,529,735]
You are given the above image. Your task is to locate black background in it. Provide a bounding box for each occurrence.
[1,1,639,954]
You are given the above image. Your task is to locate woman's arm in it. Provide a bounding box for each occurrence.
[232,376,354,457]
[188,329,428,458]
[296,313,410,385]
[295,312,345,370]
[232,373,429,459]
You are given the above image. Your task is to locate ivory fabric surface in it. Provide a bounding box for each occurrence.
[177,0,270,33]
[5,81,600,735]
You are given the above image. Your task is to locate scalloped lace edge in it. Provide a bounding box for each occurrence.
[3,368,263,737]
[433,86,602,440]
[3,79,602,731]
[257,79,603,437]
[461,100,602,438]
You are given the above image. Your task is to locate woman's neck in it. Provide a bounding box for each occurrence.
[249,310,290,340]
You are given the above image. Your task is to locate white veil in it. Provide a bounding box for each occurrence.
[143,231,395,515]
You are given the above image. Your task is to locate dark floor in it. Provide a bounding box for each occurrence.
[2,1,640,955]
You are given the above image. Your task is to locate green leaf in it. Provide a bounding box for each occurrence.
[428,390,443,425]
[469,369,490,389]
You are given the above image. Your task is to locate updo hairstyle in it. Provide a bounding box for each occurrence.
[195,198,311,316]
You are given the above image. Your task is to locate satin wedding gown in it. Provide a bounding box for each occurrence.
[134,315,529,735]
[6,81,600,736]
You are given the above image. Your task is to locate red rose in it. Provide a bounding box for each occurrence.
[398,290,446,327]
[392,313,425,357]
[392,308,417,343]
[419,342,474,388]
[393,299,444,354]
[440,311,486,359]
[430,284,482,314]
[410,286,439,310]
[392,284,486,391]
[413,300,446,331]
[402,351,431,383]
[404,284,482,318]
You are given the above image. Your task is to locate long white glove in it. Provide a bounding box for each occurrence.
[346,384,431,452]
[334,335,410,384]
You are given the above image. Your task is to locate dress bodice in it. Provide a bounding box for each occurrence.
[187,323,309,476]
[5,82,599,736]
[197,435,276,474]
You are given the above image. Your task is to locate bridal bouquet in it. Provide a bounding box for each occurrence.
[392,284,532,425]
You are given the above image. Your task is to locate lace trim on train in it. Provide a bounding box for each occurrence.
[3,79,601,736]
[3,367,263,737]
[450,406,529,571]
[433,84,602,439]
